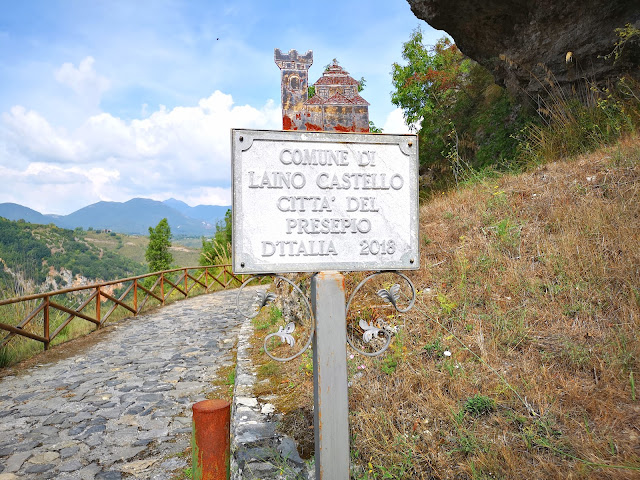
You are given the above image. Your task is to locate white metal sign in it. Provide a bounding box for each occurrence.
[231,129,419,274]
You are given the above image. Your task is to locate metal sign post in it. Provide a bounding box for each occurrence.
[232,129,419,479]
[312,271,349,478]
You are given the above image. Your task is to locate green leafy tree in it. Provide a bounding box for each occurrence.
[200,209,231,265]
[146,218,173,272]
[392,31,471,127]
[391,28,526,179]
[391,30,474,169]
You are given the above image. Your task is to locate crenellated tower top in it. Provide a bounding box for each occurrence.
[274,49,313,70]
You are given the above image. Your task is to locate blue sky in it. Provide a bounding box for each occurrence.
[0,1,443,215]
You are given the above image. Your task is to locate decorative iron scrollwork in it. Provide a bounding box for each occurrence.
[376,284,401,309]
[236,283,277,319]
[266,322,296,347]
[359,319,384,343]
[236,275,314,362]
[236,270,415,361]
[345,271,416,357]
[255,290,277,311]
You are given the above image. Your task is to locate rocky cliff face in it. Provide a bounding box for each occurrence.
[407,0,640,100]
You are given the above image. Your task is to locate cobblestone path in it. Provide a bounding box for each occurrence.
[0,288,255,480]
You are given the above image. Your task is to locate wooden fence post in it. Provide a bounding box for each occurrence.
[184,268,189,297]
[161,274,165,305]
[133,279,138,313]
[44,296,50,351]
[96,286,101,328]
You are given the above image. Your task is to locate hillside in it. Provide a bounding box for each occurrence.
[0,220,145,298]
[83,230,201,268]
[0,198,231,236]
[252,138,640,478]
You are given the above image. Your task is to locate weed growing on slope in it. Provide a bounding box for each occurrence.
[463,395,496,417]
[249,139,640,478]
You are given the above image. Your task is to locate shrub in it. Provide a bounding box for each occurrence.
[391,29,530,186]
[463,395,495,417]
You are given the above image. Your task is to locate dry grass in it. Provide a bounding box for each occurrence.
[250,137,640,479]
[207,343,238,403]
[84,231,201,267]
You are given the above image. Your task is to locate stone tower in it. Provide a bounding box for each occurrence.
[274,49,313,131]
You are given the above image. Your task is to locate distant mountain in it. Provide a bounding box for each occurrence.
[57,198,216,236]
[163,198,230,225]
[0,198,231,236]
[0,203,53,226]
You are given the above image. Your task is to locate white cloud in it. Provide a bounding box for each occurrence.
[381,108,413,134]
[0,163,120,214]
[0,91,280,213]
[2,106,84,162]
[55,56,110,110]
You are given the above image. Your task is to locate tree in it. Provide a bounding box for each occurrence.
[391,28,525,177]
[391,30,473,168]
[200,209,231,265]
[392,30,471,127]
[146,218,173,272]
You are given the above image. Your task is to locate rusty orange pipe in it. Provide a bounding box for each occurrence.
[191,399,231,480]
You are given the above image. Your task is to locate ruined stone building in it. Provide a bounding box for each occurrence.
[274,49,370,132]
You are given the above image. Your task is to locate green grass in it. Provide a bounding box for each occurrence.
[463,395,496,417]
[84,231,201,267]
[252,304,282,331]
[258,361,281,377]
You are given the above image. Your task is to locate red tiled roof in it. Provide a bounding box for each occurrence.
[325,93,350,104]
[305,92,370,106]
[314,75,360,86]
[326,93,357,105]
[348,94,370,106]
[313,64,360,86]
[305,94,325,105]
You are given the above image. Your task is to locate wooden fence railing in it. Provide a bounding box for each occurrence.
[0,265,244,352]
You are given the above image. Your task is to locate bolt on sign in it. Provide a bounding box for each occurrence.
[231,129,419,274]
